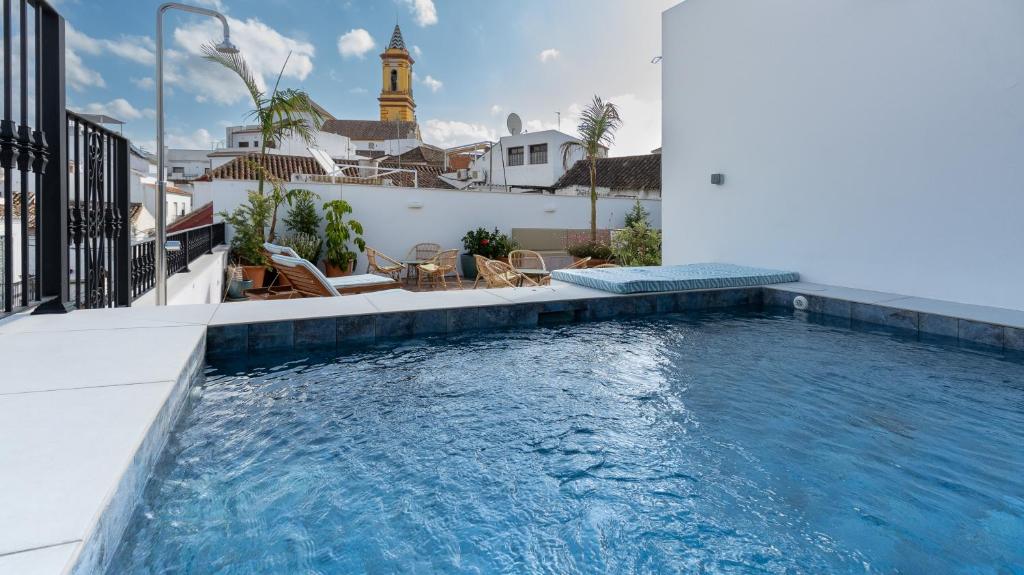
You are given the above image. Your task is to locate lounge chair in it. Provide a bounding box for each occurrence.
[262,242,300,259]
[417,248,461,290]
[270,254,399,297]
[366,247,404,280]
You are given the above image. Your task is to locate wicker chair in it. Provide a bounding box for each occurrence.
[558,257,591,270]
[408,242,441,261]
[472,254,491,289]
[366,247,404,280]
[482,259,537,288]
[417,248,461,290]
[508,249,546,271]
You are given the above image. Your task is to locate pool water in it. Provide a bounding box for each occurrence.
[109,310,1024,574]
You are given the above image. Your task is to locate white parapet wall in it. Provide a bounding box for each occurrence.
[192,181,661,273]
[661,0,1024,311]
[133,248,228,306]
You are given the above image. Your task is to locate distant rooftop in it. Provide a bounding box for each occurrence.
[555,154,661,192]
[321,119,420,141]
[198,153,454,189]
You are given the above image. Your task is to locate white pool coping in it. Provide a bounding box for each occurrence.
[1,280,1021,574]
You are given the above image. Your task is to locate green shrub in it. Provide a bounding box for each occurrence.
[278,232,323,264]
[283,190,322,261]
[612,222,662,266]
[567,241,613,260]
[624,200,651,229]
[219,191,272,266]
[322,199,365,269]
[461,227,517,259]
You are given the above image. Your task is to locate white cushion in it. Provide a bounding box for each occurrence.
[327,274,397,288]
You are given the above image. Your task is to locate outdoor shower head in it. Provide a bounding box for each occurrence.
[215,37,239,54]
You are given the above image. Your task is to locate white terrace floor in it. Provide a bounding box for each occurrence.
[2,281,1023,574]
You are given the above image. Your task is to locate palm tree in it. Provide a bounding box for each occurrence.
[560,95,622,243]
[203,46,326,241]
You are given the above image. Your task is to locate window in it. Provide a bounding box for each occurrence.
[529,143,548,165]
[171,166,184,175]
[508,146,524,166]
[253,141,259,147]
[390,69,398,92]
[238,141,249,148]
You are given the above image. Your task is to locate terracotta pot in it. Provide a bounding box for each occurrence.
[324,260,355,277]
[242,265,267,287]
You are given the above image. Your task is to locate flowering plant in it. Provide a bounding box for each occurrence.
[462,227,516,259]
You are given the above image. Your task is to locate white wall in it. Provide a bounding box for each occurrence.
[133,248,227,306]
[662,0,1024,310]
[193,180,661,273]
[473,130,585,188]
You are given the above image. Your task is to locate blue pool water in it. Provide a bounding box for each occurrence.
[110,310,1024,574]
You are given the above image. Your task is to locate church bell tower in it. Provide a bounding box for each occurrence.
[378,25,416,122]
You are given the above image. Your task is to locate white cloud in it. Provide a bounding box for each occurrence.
[421,119,496,148]
[404,0,438,27]
[170,16,316,105]
[421,75,443,92]
[490,104,503,116]
[66,24,154,66]
[603,93,662,157]
[77,98,154,121]
[65,48,105,91]
[338,28,376,59]
[349,87,368,94]
[539,48,560,63]
[132,77,155,90]
[525,119,558,133]
[166,128,215,149]
[412,45,422,58]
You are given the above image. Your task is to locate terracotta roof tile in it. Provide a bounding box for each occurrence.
[387,144,445,166]
[321,119,420,141]
[167,201,214,233]
[554,154,661,193]
[201,153,454,189]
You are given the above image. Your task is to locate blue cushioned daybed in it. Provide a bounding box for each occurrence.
[549,263,799,295]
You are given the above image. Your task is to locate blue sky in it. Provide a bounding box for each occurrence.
[60,0,675,156]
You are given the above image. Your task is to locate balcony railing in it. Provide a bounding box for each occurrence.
[130,222,225,301]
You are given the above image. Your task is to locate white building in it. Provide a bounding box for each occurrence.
[166,149,212,182]
[469,130,593,191]
[129,145,191,226]
[661,0,1024,311]
[319,119,421,159]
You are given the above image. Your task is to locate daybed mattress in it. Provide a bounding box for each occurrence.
[549,263,799,294]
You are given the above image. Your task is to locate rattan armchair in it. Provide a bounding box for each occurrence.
[482,259,537,288]
[407,242,441,261]
[472,254,491,289]
[417,248,461,290]
[558,257,591,270]
[366,247,404,280]
[508,249,546,271]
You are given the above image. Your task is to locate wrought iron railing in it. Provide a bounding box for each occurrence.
[130,222,225,301]
[1,0,139,316]
[66,111,131,309]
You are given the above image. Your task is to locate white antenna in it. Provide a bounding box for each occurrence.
[506,113,522,136]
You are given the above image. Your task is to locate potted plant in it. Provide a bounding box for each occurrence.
[567,241,614,267]
[218,191,272,286]
[461,227,516,279]
[323,199,365,277]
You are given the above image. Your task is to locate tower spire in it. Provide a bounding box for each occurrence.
[388,24,406,51]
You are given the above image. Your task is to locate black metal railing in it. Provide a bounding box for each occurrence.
[1,0,61,316]
[2,0,137,316]
[66,111,131,309]
[130,222,225,301]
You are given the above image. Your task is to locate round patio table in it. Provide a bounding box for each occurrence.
[515,268,550,286]
[402,260,426,284]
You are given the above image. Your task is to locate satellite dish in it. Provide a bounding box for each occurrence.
[506,113,522,136]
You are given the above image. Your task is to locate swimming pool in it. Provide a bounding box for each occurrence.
[109,310,1024,574]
